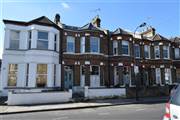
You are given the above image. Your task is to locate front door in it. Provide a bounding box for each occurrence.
[114,66,119,86]
[64,66,73,90]
[90,66,100,87]
[80,65,85,87]
[123,66,131,86]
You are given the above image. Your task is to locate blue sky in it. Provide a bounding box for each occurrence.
[0,0,179,58]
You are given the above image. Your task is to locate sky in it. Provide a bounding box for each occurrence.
[0,0,179,59]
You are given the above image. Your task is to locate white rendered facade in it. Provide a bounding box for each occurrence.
[0,24,61,96]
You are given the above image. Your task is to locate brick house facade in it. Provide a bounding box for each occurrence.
[0,14,180,97]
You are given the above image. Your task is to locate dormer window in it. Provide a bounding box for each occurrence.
[9,30,20,49]
[37,31,48,49]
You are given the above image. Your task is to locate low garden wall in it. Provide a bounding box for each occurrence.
[7,90,72,105]
[85,87,126,99]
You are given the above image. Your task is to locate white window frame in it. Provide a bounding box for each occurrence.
[144,45,150,59]
[122,40,129,56]
[37,31,49,49]
[113,40,118,55]
[66,36,75,53]
[163,46,169,59]
[90,37,100,53]
[9,30,20,49]
[80,37,85,53]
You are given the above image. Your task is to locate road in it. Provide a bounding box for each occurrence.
[1,103,165,120]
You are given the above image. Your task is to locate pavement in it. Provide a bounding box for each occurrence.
[0,96,168,115]
[1,103,165,120]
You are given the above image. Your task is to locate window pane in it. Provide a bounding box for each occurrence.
[36,64,47,87]
[37,64,47,74]
[38,31,48,40]
[156,68,161,84]
[175,48,180,59]
[67,36,75,52]
[36,75,47,87]
[37,40,48,49]
[8,64,18,86]
[155,46,160,58]
[90,37,99,53]
[165,68,171,84]
[144,45,150,58]
[163,46,169,58]
[10,40,19,49]
[122,41,129,55]
[113,41,118,55]
[10,30,20,40]
[91,66,99,75]
[80,37,85,53]
[134,44,140,57]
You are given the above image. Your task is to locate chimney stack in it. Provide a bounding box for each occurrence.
[54,14,60,24]
[92,15,101,27]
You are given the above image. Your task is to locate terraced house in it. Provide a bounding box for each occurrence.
[0,14,180,99]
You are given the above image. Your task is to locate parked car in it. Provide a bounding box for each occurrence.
[163,84,180,120]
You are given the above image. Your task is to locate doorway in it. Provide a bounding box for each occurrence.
[64,66,73,90]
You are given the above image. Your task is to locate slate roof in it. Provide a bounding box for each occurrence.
[3,16,61,30]
[112,28,131,35]
[152,34,169,41]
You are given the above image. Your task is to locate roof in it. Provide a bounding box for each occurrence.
[152,34,169,41]
[170,37,180,43]
[62,22,107,34]
[113,28,131,35]
[3,16,61,30]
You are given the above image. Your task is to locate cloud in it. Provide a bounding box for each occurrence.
[61,2,70,9]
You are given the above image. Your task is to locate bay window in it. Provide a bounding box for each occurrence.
[37,31,49,49]
[122,40,129,55]
[8,64,18,86]
[144,45,150,59]
[154,46,160,59]
[90,37,100,53]
[66,36,75,52]
[134,44,140,58]
[10,30,20,49]
[36,64,47,87]
[163,46,169,59]
[113,40,118,55]
[80,37,85,53]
